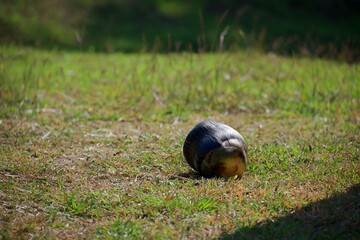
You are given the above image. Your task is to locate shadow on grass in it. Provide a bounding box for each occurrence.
[169,171,248,182]
[220,183,360,240]
[169,171,204,181]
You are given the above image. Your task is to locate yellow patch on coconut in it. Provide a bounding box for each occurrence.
[216,156,246,178]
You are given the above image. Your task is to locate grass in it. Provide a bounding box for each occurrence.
[2,0,359,63]
[0,46,359,239]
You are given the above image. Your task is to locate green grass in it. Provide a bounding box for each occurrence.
[0,46,359,239]
[2,0,359,63]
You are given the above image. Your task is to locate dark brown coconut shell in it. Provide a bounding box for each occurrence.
[183,120,247,178]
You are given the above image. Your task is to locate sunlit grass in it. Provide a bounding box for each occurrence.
[0,46,359,239]
[1,46,358,120]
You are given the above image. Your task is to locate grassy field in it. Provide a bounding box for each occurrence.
[2,0,360,63]
[0,46,359,239]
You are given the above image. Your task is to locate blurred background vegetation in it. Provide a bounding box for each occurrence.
[1,0,359,62]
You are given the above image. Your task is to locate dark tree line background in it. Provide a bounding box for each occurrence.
[1,0,359,62]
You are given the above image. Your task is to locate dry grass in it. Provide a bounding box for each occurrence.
[1,113,358,239]
[0,47,359,239]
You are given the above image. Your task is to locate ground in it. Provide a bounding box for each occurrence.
[0,47,359,239]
